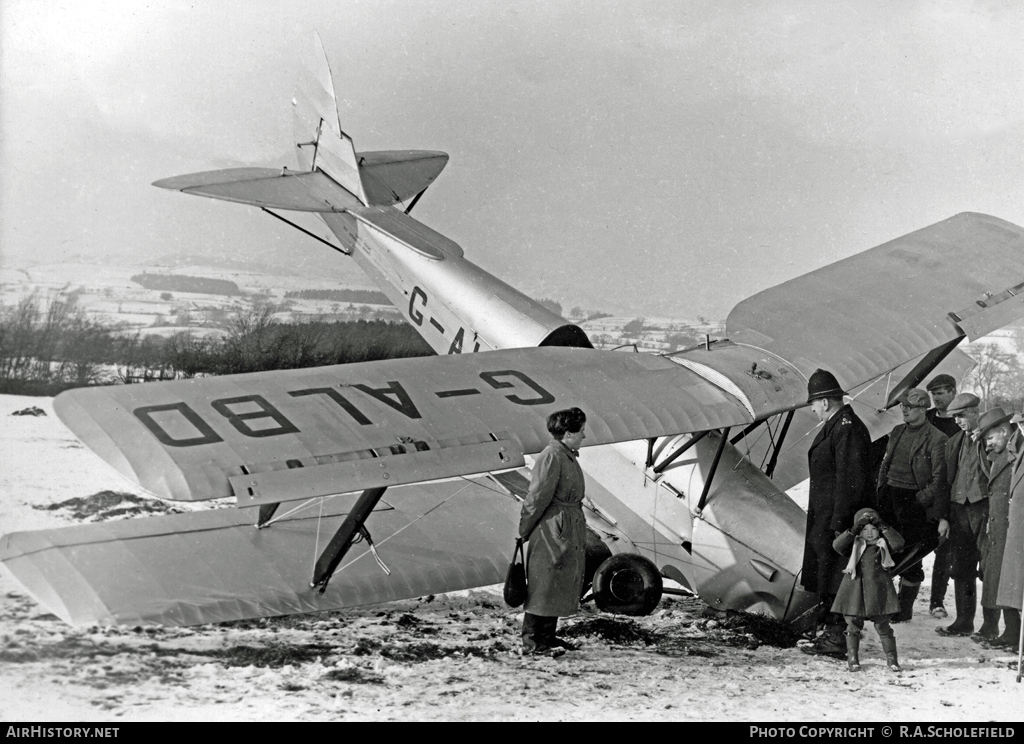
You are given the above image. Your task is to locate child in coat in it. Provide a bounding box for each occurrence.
[830,507,906,672]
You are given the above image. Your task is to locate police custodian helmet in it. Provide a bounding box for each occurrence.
[807,369,846,404]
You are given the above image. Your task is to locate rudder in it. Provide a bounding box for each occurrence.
[292,32,367,204]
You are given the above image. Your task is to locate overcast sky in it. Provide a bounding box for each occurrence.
[2,1,1023,319]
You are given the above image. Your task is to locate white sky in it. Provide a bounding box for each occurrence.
[2,0,1023,319]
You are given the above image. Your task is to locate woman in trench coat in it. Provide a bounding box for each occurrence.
[518,407,588,656]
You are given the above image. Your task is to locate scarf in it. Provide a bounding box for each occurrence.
[843,536,894,579]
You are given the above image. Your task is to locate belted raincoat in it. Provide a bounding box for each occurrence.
[519,439,587,617]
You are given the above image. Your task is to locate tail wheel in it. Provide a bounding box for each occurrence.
[592,553,663,616]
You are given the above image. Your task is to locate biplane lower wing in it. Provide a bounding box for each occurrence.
[0,476,520,626]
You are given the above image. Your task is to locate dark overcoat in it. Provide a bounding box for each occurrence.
[830,527,905,617]
[982,446,1013,608]
[996,439,1024,610]
[518,439,587,617]
[801,404,873,595]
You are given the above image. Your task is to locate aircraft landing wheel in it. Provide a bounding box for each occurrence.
[592,553,663,616]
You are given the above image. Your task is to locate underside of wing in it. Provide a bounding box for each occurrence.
[0,476,520,627]
[727,212,1024,394]
[53,347,806,503]
[742,348,977,493]
[152,168,361,212]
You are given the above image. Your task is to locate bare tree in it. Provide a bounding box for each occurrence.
[963,343,1019,404]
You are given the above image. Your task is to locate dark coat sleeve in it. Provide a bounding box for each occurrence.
[918,429,949,520]
[945,432,962,490]
[832,530,856,555]
[876,426,899,491]
[519,446,561,540]
[829,418,871,532]
[881,525,905,553]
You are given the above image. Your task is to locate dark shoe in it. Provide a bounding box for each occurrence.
[989,609,1021,650]
[936,620,974,637]
[971,608,1001,643]
[800,628,845,658]
[880,635,901,672]
[524,644,566,658]
[550,636,581,651]
[936,580,975,636]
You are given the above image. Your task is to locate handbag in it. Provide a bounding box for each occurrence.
[503,537,527,608]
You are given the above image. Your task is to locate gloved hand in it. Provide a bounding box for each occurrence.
[854,511,875,530]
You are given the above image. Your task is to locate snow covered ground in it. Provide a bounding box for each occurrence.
[0,394,1021,722]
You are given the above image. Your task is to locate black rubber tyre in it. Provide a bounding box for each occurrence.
[592,553,663,616]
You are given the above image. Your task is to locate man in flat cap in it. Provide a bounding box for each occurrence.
[924,374,961,619]
[800,369,873,657]
[975,408,1021,647]
[936,393,988,636]
[875,388,949,623]
[995,411,1024,651]
[925,374,961,438]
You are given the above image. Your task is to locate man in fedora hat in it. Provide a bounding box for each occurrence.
[924,374,961,619]
[975,407,1021,647]
[875,388,949,623]
[800,369,873,657]
[995,411,1024,652]
[936,393,988,636]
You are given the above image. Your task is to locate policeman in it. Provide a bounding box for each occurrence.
[800,369,873,657]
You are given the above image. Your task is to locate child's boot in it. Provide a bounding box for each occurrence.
[845,631,861,672]
[880,635,901,672]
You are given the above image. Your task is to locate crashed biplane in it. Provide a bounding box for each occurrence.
[3,34,1023,629]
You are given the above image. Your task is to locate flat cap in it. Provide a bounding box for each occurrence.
[976,407,1013,438]
[942,392,981,417]
[926,374,957,392]
[898,388,930,408]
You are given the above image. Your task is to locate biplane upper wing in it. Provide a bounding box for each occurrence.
[727,212,1024,399]
[50,346,807,504]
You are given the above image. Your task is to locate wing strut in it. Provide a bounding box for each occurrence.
[261,208,351,255]
[404,188,427,215]
[695,428,731,516]
[652,430,710,475]
[764,411,795,479]
[311,486,391,594]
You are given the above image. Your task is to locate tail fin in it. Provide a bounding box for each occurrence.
[292,32,367,205]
